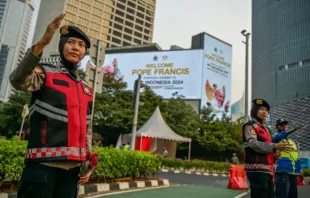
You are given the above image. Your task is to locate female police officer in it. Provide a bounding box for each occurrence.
[10,14,93,198]
[243,98,293,198]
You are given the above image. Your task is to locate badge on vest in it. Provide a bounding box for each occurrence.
[34,66,43,74]
[250,126,256,135]
[82,83,92,96]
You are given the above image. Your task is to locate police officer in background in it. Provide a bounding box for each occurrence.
[10,14,93,198]
[272,119,303,198]
[243,98,293,198]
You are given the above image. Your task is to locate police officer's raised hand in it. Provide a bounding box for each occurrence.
[40,13,65,45]
[274,142,293,152]
[33,14,66,56]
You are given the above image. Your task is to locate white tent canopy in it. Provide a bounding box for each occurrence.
[116,106,192,160]
[136,106,192,143]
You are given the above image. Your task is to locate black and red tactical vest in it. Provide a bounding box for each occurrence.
[26,63,93,163]
[242,121,274,173]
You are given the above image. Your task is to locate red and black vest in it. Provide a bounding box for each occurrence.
[242,121,274,173]
[26,63,93,163]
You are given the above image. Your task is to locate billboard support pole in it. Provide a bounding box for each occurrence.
[242,30,251,123]
[131,75,142,150]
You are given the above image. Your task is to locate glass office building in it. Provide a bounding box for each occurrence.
[231,93,244,122]
[252,0,310,106]
[0,0,34,101]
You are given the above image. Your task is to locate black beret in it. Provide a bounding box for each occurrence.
[59,25,90,48]
[252,98,270,111]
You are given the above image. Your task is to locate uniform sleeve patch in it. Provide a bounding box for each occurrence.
[33,66,43,74]
[81,83,92,96]
[250,126,256,135]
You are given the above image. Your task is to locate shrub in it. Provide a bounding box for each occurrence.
[0,137,27,187]
[0,139,162,189]
[92,146,162,182]
[303,169,310,177]
[162,158,231,172]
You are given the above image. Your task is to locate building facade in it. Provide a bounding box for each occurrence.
[269,96,310,158]
[231,92,244,122]
[252,0,310,106]
[0,0,35,101]
[33,0,156,58]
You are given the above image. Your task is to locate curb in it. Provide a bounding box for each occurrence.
[0,179,170,198]
[161,169,229,177]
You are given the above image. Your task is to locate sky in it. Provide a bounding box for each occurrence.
[152,0,251,103]
[28,0,251,104]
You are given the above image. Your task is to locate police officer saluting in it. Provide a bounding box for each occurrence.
[243,98,293,198]
[10,14,93,198]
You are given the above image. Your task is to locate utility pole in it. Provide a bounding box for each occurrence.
[241,30,251,122]
[131,75,142,150]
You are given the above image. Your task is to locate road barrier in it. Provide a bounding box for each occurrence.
[227,165,248,190]
[297,175,306,186]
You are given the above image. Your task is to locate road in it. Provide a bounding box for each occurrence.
[158,172,230,187]
[90,172,310,198]
[99,185,245,198]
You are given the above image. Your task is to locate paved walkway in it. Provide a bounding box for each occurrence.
[95,185,245,198]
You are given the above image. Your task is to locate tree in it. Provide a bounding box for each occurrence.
[92,79,244,161]
[93,78,132,146]
[159,98,200,153]
[77,68,87,79]
[0,90,31,137]
[194,106,244,160]
[93,82,164,146]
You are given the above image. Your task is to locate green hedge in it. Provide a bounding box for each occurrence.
[162,158,231,172]
[303,169,310,177]
[91,146,162,182]
[0,137,27,187]
[0,138,163,188]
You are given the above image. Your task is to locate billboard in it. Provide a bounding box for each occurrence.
[80,50,204,99]
[201,34,232,118]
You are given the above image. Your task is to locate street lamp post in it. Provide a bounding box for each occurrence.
[131,75,142,150]
[241,30,251,122]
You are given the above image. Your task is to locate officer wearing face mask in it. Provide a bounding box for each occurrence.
[10,14,93,198]
[242,98,293,198]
